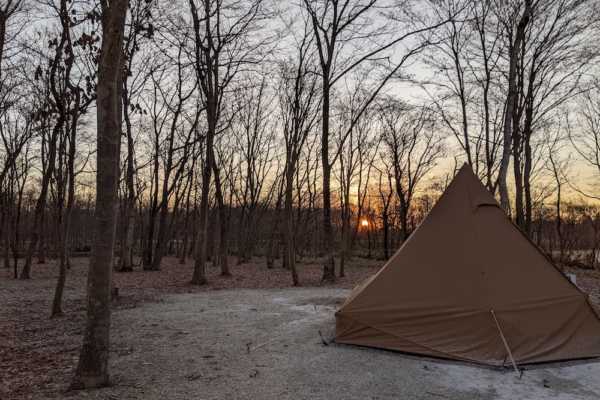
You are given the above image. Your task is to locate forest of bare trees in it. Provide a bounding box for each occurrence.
[2,0,600,389]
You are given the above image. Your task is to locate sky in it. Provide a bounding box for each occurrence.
[16,0,600,207]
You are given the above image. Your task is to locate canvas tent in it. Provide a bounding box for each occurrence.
[336,164,600,367]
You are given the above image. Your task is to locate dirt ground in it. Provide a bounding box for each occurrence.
[0,256,377,399]
[2,256,600,400]
[32,289,600,400]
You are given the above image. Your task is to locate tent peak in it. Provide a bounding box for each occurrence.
[451,163,498,210]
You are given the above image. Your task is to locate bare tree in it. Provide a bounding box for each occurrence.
[278,26,319,284]
[374,159,394,259]
[427,0,474,166]
[544,122,570,263]
[188,0,265,285]
[379,100,443,240]
[427,0,597,234]
[425,0,504,189]
[50,0,97,316]
[470,0,504,190]
[0,1,24,96]
[212,132,233,275]
[570,81,600,198]
[8,142,31,277]
[301,0,448,282]
[71,0,128,389]
[118,0,154,272]
[142,44,198,271]
[20,1,75,279]
[0,107,34,275]
[336,83,379,276]
[497,0,533,212]
[507,0,598,234]
[232,77,276,265]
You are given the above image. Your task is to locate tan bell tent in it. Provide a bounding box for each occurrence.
[336,164,600,367]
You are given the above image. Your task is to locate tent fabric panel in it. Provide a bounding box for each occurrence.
[337,310,507,365]
[335,313,502,365]
[494,297,600,364]
[474,206,580,307]
[335,164,600,365]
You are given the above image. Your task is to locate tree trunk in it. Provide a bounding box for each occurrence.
[522,65,536,237]
[283,160,298,285]
[339,211,349,278]
[52,91,80,317]
[217,206,229,276]
[523,135,533,235]
[266,186,283,270]
[556,183,564,262]
[37,218,47,264]
[382,209,389,260]
[498,1,532,212]
[142,205,157,270]
[71,1,127,389]
[20,126,59,278]
[513,128,525,228]
[367,221,372,258]
[210,150,230,276]
[191,115,215,285]
[150,201,168,271]
[2,214,9,270]
[120,199,135,271]
[119,83,136,272]
[398,195,410,242]
[321,80,335,283]
[11,171,25,278]
[178,169,194,265]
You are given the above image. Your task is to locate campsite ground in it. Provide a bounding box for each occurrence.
[2,257,600,400]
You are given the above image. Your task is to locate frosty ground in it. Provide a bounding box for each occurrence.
[3,258,600,400]
[63,288,600,400]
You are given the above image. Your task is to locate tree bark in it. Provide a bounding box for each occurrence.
[12,170,25,278]
[498,1,532,212]
[192,128,213,285]
[522,62,536,237]
[211,150,230,276]
[321,80,335,283]
[382,209,389,259]
[52,0,82,316]
[71,0,127,389]
[283,159,299,285]
[20,121,60,278]
[52,93,80,317]
[119,78,136,272]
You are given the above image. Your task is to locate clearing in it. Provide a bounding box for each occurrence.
[51,289,600,399]
[2,258,600,399]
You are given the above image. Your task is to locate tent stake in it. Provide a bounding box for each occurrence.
[491,309,521,377]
